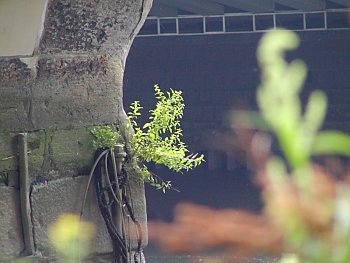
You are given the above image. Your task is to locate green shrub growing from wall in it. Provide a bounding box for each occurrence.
[92,84,204,192]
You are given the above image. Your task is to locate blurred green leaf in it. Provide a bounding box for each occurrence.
[280,254,301,263]
[312,131,350,157]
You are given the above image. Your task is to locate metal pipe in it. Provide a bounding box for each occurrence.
[114,144,126,175]
[18,133,35,255]
[112,144,127,263]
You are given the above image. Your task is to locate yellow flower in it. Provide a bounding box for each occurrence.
[48,213,95,259]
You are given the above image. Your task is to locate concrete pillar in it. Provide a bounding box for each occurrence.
[0,0,152,260]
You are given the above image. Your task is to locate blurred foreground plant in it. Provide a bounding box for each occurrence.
[49,214,95,263]
[256,29,350,263]
[149,29,350,263]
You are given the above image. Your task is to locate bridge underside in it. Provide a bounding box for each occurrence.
[150,0,349,16]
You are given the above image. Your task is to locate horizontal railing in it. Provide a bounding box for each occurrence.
[138,9,350,37]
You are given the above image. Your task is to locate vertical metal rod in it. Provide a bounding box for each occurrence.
[18,133,35,255]
[111,144,127,263]
[110,150,123,232]
[114,144,126,175]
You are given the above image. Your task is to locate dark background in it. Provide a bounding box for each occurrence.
[123,30,350,222]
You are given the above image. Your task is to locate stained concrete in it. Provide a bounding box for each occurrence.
[31,176,112,257]
[0,0,153,132]
[30,175,148,259]
[0,128,95,182]
[0,0,153,260]
[0,187,24,257]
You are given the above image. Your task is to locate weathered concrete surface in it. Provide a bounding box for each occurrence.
[0,0,153,259]
[0,54,122,131]
[0,0,153,132]
[31,175,148,258]
[0,128,95,182]
[126,171,149,248]
[0,186,24,257]
[31,176,112,256]
[26,128,95,178]
[38,0,151,56]
[0,132,17,174]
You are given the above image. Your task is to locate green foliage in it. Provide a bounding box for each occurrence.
[255,29,350,263]
[257,29,350,170]
[91,125,120,149]
[91,85,204,192]
[134,164,175,193]
[128,84,204,191]
[129,85,204,171]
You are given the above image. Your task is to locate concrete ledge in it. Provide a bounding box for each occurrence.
[0,0,47,57]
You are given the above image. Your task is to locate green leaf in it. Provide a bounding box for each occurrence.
[126,84,204,190]
[312,131,350,157]
[143,123,151,129]
[91,125,120,149]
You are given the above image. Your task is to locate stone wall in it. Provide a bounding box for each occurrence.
[0,0,153,260]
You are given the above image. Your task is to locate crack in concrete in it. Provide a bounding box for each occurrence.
[28,186,37,253]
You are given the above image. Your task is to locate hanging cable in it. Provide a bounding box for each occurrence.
[94,149,128,262]
[81,147,144,263]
